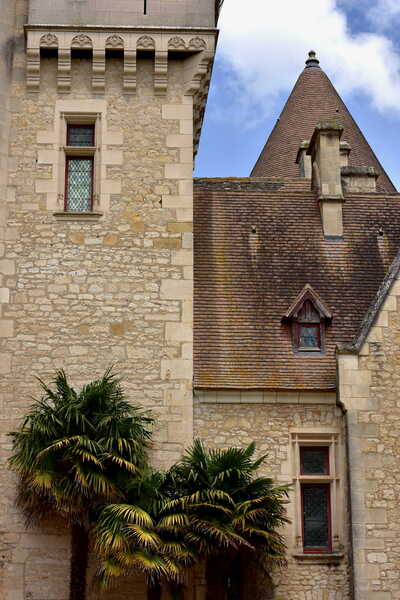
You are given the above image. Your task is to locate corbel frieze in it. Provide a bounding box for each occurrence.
[25,28,216,96]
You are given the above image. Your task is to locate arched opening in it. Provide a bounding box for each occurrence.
[206,552,274,600]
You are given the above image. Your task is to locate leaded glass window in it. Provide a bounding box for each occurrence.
[67,124,94,147]
[300,447,329,475]
[302,484,331,551]
[65,157,93,212]
[299,325,319,348]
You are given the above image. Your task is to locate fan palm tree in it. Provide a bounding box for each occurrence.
[8,368,153,600]
[166,440,289,598]
[96,440,289,598]
[95,468,194,599]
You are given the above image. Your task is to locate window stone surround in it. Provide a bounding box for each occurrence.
[35,98,122,215]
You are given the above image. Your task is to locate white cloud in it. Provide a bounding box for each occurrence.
[217,0,400,122]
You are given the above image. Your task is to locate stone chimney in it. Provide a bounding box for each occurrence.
[307,119,344,239]
[340,141,351,167]
[341,166,379,193]
[338,140,379,193]
[296,141,311,178]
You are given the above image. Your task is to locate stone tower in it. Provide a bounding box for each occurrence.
[1,1,217,598]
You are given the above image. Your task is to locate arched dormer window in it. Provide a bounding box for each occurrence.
[283,285,332,354]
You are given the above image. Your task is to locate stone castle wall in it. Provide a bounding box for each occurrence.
[194,397,352,600]
[28,0,216,28]
[338,272,400,600]
[0,32,202,598]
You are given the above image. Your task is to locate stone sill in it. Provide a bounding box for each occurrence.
[53,212,103,222]
[292,552,344,565]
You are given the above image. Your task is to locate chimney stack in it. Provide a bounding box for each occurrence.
[308,119,344,240]
[296,141,311,179]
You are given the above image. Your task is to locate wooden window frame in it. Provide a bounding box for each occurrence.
[283,288,331,356]
[301,483,332,554]
[64,156,94,213]
[291,432,342,557]
[293,321,323,352]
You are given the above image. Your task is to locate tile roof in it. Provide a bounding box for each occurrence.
[193,178,400,389]
[251,56,396,194]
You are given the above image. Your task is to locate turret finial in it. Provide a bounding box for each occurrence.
[305,50,320,69]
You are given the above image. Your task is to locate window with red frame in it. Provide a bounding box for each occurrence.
[65,125,95,212]
[300,447,332,553]
[293,299,322,352]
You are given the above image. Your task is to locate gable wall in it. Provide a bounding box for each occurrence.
[338,274,400,600]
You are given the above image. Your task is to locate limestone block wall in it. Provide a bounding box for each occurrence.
[194,395,352,600]
[28,0,217,28]
[338,272,400,600]
[0,34,213,598]
[0,0,15,199]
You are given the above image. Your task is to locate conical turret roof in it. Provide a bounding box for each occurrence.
[251,51,396,193]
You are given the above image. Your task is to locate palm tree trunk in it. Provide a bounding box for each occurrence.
[147,582,162,600]
[169,582,184,599]
[70,522,89,600]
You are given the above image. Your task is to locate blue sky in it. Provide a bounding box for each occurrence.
[195,0,400,191]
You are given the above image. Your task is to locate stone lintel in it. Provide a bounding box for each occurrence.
[194,389,337,405]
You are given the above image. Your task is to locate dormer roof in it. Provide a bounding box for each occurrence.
[283,284,332,321]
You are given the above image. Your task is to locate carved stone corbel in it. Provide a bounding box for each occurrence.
[123,49,137,94]
[154,50,168,95]
[57,48,71,92]
[26,47,40,91]
[184,51,213,96]
[92,49,106,91]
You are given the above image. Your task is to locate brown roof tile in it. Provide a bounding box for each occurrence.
[251,58,396,194]
[194,179,400,389]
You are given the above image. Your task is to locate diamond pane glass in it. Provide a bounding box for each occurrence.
[67,126,94,146]
[300,325,319,348]
[66,159,93,212]
[301,448,328,475]
[303,485,329,549]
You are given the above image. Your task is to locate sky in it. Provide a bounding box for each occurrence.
[195,0,400,191]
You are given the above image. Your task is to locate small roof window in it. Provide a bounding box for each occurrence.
[283,285,331,354]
